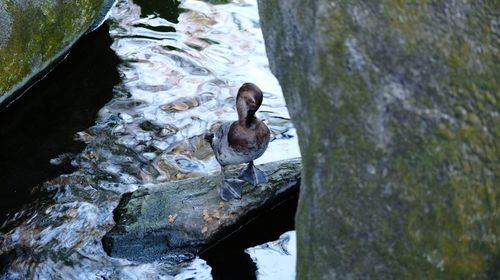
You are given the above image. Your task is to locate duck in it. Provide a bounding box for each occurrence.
[205,83,271,201]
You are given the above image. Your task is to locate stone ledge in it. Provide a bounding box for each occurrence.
[102,158,302,262]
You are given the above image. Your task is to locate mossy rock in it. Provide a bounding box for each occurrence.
[103,159,301,262]
[0,0,112,106]
[258,0,499,278]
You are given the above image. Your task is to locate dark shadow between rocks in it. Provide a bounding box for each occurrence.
[200,192,298,280]
[0,23,120,222]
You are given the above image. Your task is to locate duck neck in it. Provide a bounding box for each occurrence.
[238,110,256,127]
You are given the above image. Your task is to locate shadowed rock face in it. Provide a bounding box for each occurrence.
[258,0,499,279]
[0,0,110,106]
[103,159,301,262]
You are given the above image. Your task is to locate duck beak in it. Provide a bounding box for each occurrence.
[248,98,257,111]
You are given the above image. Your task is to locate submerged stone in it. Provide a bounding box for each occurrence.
[0,0,113,106]
[258,0,499,278]
[103,158,301,262]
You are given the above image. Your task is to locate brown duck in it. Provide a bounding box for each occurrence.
[205,83,271,201]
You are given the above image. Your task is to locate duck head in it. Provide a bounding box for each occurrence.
[236,83,263,125]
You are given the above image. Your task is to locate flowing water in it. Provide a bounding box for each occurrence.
[0,0,300,278]
[246,231,297,280]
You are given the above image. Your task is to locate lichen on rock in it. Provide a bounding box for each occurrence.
[258,0,499,278]
[0,0,108,105]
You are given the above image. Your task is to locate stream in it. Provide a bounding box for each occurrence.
[0,0,300,279]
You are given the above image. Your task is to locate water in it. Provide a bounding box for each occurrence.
[201,193,298,280]
[0,0,300,278]
[246,231,297,280]
[76,0,299,184]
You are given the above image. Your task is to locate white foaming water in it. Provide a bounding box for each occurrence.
[245,231,297,280]
[0,0,300,279]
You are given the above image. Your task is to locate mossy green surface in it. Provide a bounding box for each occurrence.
[0,0,105,104]
[258,0,499,278]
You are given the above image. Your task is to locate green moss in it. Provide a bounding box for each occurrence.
[0,0,104,103]
[259,0,499,278]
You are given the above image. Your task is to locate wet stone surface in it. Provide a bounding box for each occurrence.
[103,159,301,262]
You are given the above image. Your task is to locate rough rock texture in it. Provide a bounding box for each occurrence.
[103,158,301,262]
[0,0,111,105]
[258,0,499,279]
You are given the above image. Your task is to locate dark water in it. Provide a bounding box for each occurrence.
[0,25,120,221]
[201,193,298,280]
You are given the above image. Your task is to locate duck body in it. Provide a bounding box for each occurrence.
[206,83,271,201]
[211,119,270,166]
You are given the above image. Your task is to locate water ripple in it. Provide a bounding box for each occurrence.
[81,0,300,184]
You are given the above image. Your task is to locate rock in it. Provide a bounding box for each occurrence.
[0,0,113,106]
[103,158,301,262]
[87,0,115,33]
[258,0,499,278]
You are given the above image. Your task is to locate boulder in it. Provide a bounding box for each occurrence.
[103,158,301,262]
[258,0,499,278]
[0,0,113,106]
